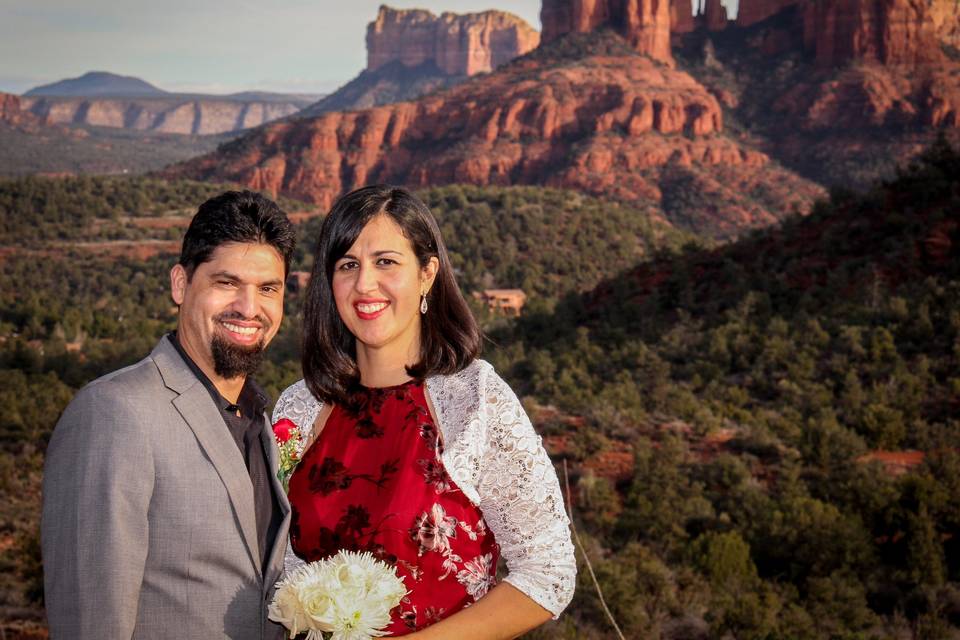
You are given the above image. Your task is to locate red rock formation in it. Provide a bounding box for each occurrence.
[167,48,823,237]
[772,62,960,131]
[802,0,945,67]
[540,0,609,35]
[671,0,696,33]
[366,5,540,76]
[0,92,49,131]
[736,0,801,27]
[541,0,673,64]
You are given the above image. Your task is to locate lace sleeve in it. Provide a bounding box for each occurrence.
[271,380,323,576]
[271,379,322,460]
[475,368,577,618]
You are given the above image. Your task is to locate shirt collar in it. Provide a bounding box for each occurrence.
[166,332,267,417]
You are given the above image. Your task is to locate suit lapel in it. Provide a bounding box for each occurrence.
[153,338,263,576]
[261,420,291,587]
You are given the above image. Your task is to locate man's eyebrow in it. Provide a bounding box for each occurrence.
[208,271,284,287]
[209,270,240,280]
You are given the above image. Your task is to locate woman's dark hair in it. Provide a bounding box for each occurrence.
[179,190,296,277]
[302,185,481,405]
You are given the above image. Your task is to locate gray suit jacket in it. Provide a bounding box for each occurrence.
[42,336,291,639]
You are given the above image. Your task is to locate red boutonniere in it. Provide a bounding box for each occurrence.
[272,418,303,491]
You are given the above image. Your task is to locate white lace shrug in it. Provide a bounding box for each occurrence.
[271,359,577,618]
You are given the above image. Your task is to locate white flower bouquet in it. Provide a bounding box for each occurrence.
[269,550,407,640]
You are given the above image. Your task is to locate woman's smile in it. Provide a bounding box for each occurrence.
[354,299,390,319]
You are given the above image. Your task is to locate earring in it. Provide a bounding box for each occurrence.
[420,292,428,314]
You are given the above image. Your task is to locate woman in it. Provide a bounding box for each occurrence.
[272,185,575,638]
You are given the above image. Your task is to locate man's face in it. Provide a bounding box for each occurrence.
[170,242,285,381]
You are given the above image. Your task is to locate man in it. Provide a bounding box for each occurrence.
[42,190,296,639]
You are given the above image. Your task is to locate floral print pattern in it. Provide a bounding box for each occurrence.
[287,380,499,636]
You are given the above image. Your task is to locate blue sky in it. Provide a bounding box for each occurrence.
[0,1,736,96]
[0,1,542,95]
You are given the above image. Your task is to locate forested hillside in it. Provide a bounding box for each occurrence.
[2,143,957,636]
[498,138,960,638]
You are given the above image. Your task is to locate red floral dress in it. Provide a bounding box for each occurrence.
[287,380,500,635]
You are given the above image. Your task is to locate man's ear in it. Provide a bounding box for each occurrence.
[170,264,188,306]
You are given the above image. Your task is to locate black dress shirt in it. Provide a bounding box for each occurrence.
[168,333,282,569]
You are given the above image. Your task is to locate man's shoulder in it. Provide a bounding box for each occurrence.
[85,354,161,391]
[51,347,172,451]
[70,348,168,412]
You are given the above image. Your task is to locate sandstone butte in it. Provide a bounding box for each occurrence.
[540,0,673,65]
[367,5,540,76]
[17,95,305,135]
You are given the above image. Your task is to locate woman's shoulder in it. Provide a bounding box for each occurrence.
[272,379,323,428]
[428,358,494,386]
[426,358,524,422]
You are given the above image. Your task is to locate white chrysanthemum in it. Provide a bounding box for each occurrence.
[269,550,407,640]
[269,572,312,638]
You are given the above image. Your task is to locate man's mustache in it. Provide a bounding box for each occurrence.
[214,311,272,331]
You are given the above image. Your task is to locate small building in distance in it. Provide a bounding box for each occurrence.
[474,288,527,316]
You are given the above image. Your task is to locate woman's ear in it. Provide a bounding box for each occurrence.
[421,256,440,294]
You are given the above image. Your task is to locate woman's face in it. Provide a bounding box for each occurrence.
[332,214,438,363]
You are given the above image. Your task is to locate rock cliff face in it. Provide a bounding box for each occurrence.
[931,0,960,49]
[19,96,307,135]
[671,0,696,33]
[366,6,540,76]
[727,0,954,67]
[541,0,674,64]
[802,0,946,67]
[773,63,960,129]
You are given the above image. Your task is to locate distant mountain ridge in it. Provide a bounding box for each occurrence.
[18,72,321,136]
[21,94,313,136]
[25,71,167,97]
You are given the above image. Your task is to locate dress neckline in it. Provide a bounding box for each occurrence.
[358,378,420,392]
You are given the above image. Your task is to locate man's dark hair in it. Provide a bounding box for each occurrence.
[179,190,296,278]
[302,185,482,406]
